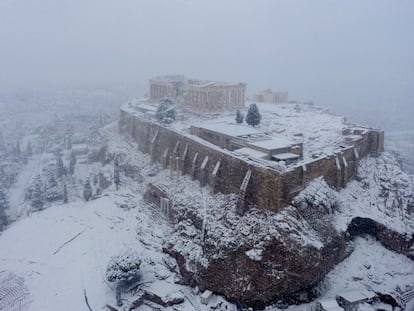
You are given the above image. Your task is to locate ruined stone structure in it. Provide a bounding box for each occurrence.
[119,107,394,307]
[149,75,246,112]
[254,89,289,103]
[149,75,186,101]
[120,107,384,214]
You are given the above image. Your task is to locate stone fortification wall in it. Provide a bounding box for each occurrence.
[120,109,384,212]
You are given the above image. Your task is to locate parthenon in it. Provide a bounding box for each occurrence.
[149,75,246,112]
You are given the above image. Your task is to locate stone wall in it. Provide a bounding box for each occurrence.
[120,109,384,213]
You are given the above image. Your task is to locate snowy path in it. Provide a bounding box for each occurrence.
[7,155,42,221]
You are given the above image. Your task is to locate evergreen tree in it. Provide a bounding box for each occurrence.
[56,155,65,178]
[99,172,111,190]
[44,174,62,202]
[246,103,262,127]
[30,175,44,211]
[106,250,141,306]
[92,174,98,186]
[83,178,92,201]
[155,98,176,124]
[235,109,244,124]
[0,188,9,231]
[48,175,58,188]
[69,151,76,175]
[114,157,120,190]
[63,184,68,203]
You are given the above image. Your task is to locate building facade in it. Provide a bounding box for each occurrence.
[149,75,186,100]
[149,75,246,112]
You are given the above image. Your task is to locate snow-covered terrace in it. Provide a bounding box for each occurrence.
[124,101,374,168]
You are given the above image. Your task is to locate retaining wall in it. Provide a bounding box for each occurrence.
[120,109,384,212]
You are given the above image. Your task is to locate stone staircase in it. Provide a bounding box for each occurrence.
[180,288,201,311]
[400,288,414,304]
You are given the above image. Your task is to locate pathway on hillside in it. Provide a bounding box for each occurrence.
[7,154,42,221]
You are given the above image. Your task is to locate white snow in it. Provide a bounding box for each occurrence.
[1,196,143,310]
[245,248,264,261]
[1,114,412,311]
[336,290,376,303]
[7,155,41,220]
[247,136,296,150]
[334,153,414,234]
[321,236,414,299]
[194,122,262,137]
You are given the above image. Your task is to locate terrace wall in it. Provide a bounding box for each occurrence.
[120,108,384,212]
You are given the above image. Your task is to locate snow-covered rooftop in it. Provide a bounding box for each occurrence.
[272,152,300,161]
[247,136,296,150]
[195,122,263,138]
[336,290,376,303]
[135,103,158,112]
[233,147,268,159]
[318,299,344,311]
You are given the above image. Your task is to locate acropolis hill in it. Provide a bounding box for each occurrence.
[120,77,384,214]
[115,78,414,308]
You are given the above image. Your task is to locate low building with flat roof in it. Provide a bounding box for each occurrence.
[190,122,303,163]
[336,290,377,311]
[314,299,344,311]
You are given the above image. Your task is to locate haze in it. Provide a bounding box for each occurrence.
[0,0,413,130]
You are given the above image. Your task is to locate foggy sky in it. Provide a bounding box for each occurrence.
[0,0,413,129]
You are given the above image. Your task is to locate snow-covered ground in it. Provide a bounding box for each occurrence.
[1,187,232,310]
[1,111,413,310]
[7,155,42,221]
[2,192,413,310]
[322,236,414,297]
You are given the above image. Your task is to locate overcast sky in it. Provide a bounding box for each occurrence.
[0,0,413,129]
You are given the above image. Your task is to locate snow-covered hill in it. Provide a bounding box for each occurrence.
[0,110,413,310]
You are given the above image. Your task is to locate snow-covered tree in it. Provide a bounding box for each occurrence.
[44,175,62,203]
[114,157,120,190]
[56,156,66,178]
[63,184,68,203]
[48,175,58,188]
[92,174,98,186]
[106,250,142,306]
[246,103,261,127]
[99,172,111,190]
[83,178,92,201]
[235,109,244,124]
[156,98,176,124]
[0,189,9,231]
[68,151,76,175]
[30,175,44,211]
